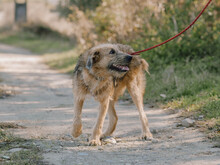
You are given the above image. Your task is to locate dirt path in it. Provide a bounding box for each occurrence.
[0,44,219,165]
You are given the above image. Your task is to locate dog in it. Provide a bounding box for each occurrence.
[72,43,153,146]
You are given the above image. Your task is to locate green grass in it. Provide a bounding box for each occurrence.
[0,123,43,165]
[202,100,220,119]
[0,29,78,73]
[144,58,220,103]
[44,48,80,74]
[145,56,220,140]
[0,30,73,54]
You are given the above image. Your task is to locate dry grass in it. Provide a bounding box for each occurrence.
[0,122,25,129]
[0,85,16,99]
[0,74,16,99]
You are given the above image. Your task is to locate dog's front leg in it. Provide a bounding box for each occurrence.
[102,100,118,137]
[72,98,84,138]
[89,97,110,146]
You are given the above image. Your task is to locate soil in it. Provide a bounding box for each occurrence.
[0,43,219,165]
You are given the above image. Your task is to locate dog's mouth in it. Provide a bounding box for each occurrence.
[109,64,129,72]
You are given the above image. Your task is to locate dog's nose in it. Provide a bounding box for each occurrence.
[125,55,132,62]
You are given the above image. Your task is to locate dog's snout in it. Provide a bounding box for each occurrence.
[125,55,132,62]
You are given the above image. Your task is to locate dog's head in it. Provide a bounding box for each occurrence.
[85,44,133,78]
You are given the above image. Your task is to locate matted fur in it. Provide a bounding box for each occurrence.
[72,43,153,146]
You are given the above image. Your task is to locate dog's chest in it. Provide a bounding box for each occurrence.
[82,70,114,99]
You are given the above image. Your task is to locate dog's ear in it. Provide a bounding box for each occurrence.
[86,57,93,70]
[86,51,100,70]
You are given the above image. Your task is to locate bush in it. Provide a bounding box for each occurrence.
[60,0,220,104]
[63,0,220,69]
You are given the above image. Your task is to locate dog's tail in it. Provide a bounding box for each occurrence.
[141,59,150,75]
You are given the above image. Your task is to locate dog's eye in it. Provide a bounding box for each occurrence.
[109,49,116,54]
[94,51,99,55]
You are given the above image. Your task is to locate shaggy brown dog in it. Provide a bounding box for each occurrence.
[72,43,153,146]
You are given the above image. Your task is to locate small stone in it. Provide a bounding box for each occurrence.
[176,123,182,127]
[152,129,158,134]
[8,148,24,153]
[102,136,117,144]
[198,115,204,120]
[106,143,113,146]
[115,138,124,143]
[98,147,103,150]
[1,156,10,160]
[181,118,195,127]
[160,94,167,98]
[151,138,159,143]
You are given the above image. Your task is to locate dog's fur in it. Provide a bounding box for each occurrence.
[72,43,152,145]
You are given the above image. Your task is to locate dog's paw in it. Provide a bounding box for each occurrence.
[89,139,101,146]
[141,132,153,141]
[72,123,82,138]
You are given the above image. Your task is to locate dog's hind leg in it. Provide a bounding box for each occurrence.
[89,97,110,146]
[102,100,118,137]
[127,79,153,140]
[72,97,84,138]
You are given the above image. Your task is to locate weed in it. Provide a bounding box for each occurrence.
[201,100,220,120]
[0,123,44,165]
[6,148,43,165]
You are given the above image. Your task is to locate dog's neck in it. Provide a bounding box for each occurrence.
[90,73,105,81]
[82,69,113,86]
[87,68,107,81]
[87,69,126,88]
[82,69,115,99]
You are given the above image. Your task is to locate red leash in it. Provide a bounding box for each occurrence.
[131,0,213,55]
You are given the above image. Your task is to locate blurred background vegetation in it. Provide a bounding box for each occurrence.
[0,0,219,139]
